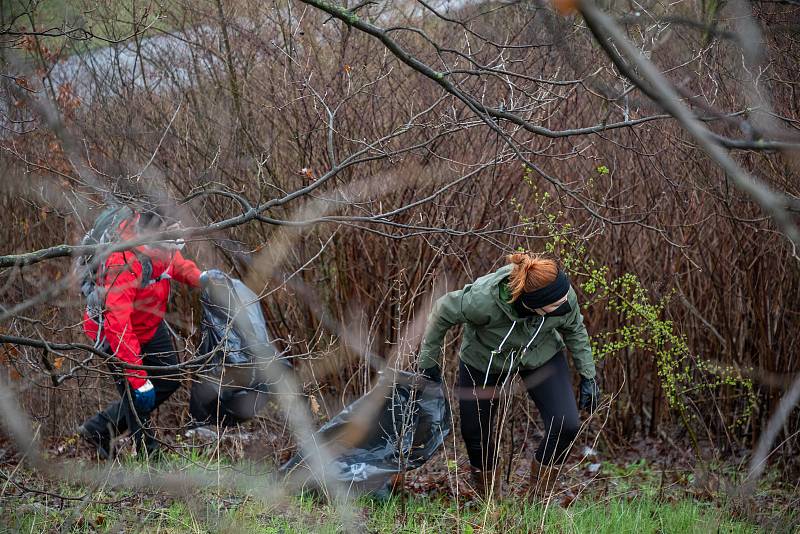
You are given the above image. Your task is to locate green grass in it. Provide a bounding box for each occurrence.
[0,451,783,533]
[2,0,177,54]
[1,487,764,533]
[366,496,758,534]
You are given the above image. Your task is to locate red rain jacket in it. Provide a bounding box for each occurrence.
[83,219,200,388]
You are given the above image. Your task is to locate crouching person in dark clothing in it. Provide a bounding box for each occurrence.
[418,253,600,500]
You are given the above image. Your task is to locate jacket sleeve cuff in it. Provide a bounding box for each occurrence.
[186,269,201,288]
[125,368,147,389]
[576,358,596,379]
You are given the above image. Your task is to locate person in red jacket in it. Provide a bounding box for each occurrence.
[78,209,217,459]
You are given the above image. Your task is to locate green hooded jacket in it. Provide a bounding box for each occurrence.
[418,264,595,378]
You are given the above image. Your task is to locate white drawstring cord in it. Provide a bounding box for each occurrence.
[484,316,545,388]
[502,316,546,392]
[484,321,517,387]
[525,316,545,352]
[499,349,516,393]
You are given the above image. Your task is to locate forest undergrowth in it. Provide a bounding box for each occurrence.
[0,424,795,533]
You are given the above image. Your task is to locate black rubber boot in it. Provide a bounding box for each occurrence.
[77,424,113,460]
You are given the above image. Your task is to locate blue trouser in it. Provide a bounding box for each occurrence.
[458,351,580,471]
[81,322,180,455]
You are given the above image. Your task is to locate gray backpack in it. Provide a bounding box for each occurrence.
[77,205,164,326]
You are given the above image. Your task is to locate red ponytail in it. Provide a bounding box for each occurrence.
[506,253,559,302]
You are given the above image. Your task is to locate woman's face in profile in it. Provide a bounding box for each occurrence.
[535,293,569,316]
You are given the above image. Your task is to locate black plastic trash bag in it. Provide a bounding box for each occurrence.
[281,369,451,497]
[189,273,291,427]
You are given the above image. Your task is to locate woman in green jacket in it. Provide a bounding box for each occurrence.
[418,253,600,498]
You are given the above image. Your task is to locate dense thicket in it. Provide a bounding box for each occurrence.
[2,0,798,471]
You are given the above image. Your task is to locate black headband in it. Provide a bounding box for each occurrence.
[516,270,570,311]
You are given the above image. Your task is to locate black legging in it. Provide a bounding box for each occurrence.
[458,351,580,471]
[81,321,181,455]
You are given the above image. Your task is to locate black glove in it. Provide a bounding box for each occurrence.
[420,365,442,383]
[579,377,600,412]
